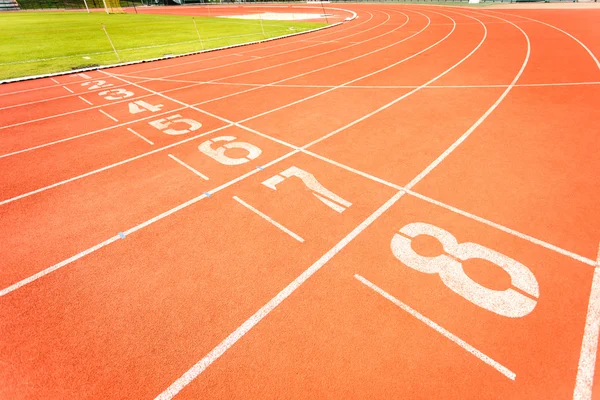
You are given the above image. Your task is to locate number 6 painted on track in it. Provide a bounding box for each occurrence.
[198,136,261,165]
[391,222,539,318]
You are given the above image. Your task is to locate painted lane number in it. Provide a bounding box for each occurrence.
[81,80,113,90]
[391,222,539,318]
[149,115,201,136]
[128,100,164,114]
[198,136,261,165]
[99,88,134,101]
[262,166,352,213]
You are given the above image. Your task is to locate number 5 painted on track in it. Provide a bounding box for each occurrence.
[262,166,352,213]
[391,222,539,318]
[149,115,201,135]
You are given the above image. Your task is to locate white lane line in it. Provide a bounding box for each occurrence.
[0,105,188,160]
[0,9,468,294]
[62,86,74,94]
[99,78,600,91]
[114,9,374,78]
[354,274,516,380]
[0,11,388,141]
[232,195,304,242]
[0,149,298,298]
[405,13,529,190]
[153,11,521,397]
[50,78,60,84]
[406,190,596,267]
[99,109,118,122]
[168,154,209,181]
[574,245,600,400]
[0,123,232,206]
[110,10,401,92]
[0,236,121,297]
[0,92,152,131]
[127,127,154,145]
[0,9,373,101]
[300,149,597,266]
[154,191,405,400]
[488,10,600,70]
[78,96,93,106]
[78,73,92,79]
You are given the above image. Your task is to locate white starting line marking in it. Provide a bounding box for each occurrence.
[78,73,92,79]
[232,195,304,243]
[354,274,516,381]
[126,127,154,145]
[62,86,74,94]
[50,77,60,84]
[99,109,118,122]
[574,245,600,400]
[78,96,93,106]
[168,154,209,181]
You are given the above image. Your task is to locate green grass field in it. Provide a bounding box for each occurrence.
[0,12,326,80]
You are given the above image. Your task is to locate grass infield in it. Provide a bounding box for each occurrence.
[0,12,326,80]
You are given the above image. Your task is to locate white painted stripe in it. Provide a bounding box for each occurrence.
[99,109,118,122]
[78,73,92,79]
[232,195,304,242]
[0,150,298,297]
[0,123,232,206]
[111,10,401,96]
[406,190,596,266]
[0,10,383,137]
[154,191,405,400]
[127,127,154,145]
[405,14,529,190]
[0,19,344,87]
[301,149,597,266]
[574,246,600,400]
[354,274,516,380]
[62,85,74,94]
[168,154,209,180]
[0,105,188,159]
[489,10,600,70]
[0,9,368,101]
[0,236,120,297]
[50,77,60,84]
[78,96,93,106]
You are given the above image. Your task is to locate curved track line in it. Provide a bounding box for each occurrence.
[151,9,530,399]
[0,9,425,202]
[0,11,401,157]
[0,10,387,130]
[0,7,469,295]
[405,11,529,188]
[486,9,600,70]
[0,6,365,98]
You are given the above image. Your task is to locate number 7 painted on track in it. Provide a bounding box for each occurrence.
[262,166,352,213]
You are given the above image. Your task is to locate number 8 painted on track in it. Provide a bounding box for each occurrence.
[391,222,539,318]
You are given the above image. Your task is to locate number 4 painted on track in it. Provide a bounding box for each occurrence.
[128,100,164,114]
[262,166,352,213]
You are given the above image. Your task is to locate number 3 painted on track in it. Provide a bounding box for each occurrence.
[391,222,539,318]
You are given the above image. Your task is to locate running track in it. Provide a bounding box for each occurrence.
[1,4,599,399]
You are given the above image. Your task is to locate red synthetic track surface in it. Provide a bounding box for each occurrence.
[1,4,599,399]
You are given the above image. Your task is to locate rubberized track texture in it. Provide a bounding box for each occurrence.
[0,4,599,400]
